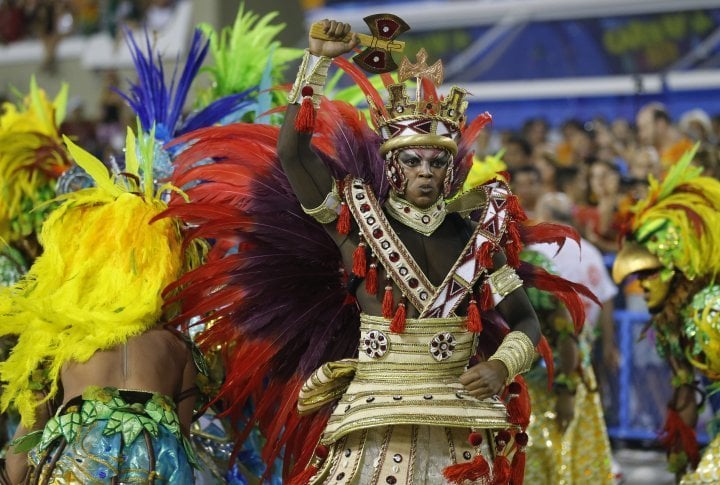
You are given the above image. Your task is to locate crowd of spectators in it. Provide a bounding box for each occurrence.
[0,0,178,71]
[479,105,720,256]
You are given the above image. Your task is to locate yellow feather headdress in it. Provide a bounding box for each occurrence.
[0,77,70,244]
[0,128,202,426]
[621,144,720,282]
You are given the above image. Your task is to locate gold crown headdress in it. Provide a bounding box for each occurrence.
[369,49,469,156]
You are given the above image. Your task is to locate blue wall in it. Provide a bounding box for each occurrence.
[467,87,720,129]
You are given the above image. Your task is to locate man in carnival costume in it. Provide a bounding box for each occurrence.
[613,145,720,484]
[280,21,545,484]
[161,16,594,485]
[1,131,205,484]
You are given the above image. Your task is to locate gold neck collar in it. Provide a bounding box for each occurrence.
[385,191,446,236]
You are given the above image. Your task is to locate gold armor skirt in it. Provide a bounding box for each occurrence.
[301,314,513,484]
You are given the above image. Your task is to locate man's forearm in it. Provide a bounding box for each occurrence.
[277,53,335,208]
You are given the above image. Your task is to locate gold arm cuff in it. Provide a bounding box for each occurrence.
[488,264,523,306]
[488,331,536,385]
[288,49,332,108]
[297,359,358,415]
[301,179,341,224]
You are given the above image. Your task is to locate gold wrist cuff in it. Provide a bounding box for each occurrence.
[488,264,523,306]
[488,331,536,385]
[301,179,342,224]
[288,49,332,107]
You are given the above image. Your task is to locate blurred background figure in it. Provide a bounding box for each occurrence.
[636,102,693,170]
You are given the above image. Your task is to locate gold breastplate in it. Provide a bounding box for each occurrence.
[320,314,509,444]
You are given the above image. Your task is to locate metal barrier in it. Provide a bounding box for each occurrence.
[606,309,710,443]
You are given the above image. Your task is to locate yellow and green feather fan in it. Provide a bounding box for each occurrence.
[628,144,720,281]
[0,128,202,427]
[196,2,302,108]
[0,77,70,243]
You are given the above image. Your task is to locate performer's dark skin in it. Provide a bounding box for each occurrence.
[278,20,541,401]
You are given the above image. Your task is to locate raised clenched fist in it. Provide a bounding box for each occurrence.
[308,19,359,59]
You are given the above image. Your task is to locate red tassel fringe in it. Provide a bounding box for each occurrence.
[492,455,511,485]
[337,202,351,235]
[443,455,491,484]
[506,220,522,247]
[365,263,378,295]
[480,281,493,311]
[660,408,700,468]
[511,450,526,485]
[505,241,521,268]
[506,379,531,429]
[467,297,483,333]
[477,241,494,268]
[510,433,528,485]
[382,284,394,318]
[507,195,527,222]
[352,242,367,277]
[389,300,406,333]
[294,88,316,133]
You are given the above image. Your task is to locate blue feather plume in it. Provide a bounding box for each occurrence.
[119,27,254,144]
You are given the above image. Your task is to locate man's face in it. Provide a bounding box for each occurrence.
[636,109,656,147]
[589,162,620,198]
[638,270,672,313]
[503,142,528,169]
[395,147,450,209]
[512,172,541,210]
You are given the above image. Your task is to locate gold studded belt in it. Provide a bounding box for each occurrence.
[317,314,510,445]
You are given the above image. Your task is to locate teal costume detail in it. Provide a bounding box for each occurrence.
[19,387,196,484]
